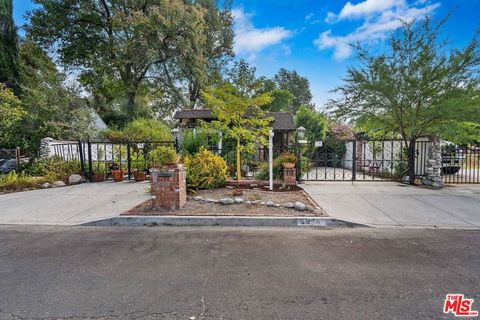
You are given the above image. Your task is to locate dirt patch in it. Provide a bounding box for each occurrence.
[124,188,325,217]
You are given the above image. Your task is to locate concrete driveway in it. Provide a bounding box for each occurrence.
[303,182,480,229]
[0,181,151,225]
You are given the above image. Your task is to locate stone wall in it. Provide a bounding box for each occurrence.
[422,140,444,188]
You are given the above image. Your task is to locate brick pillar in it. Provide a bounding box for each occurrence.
[283,168,296,185]
[153,164,186,210]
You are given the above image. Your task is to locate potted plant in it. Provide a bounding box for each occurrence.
[93,162,107,182]
[147,146,179,168]
[280,152,297,169]
[112,165,124,182]
[112,145,127,182]
[131,150,147,182]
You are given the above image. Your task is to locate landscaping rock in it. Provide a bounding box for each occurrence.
[68,174,84,185]
[251,200,261,205]
[219,198,234,205]
[205,198,216,203]
[234,197,244,204]
[249,183,258,188]
[259,201,266,205]
[0,159,16,174]
[306,205,314,212]
[294,201,306,211]
[41,182,51,189]
[245,200,252,205]
[193,196,203,201]
[52,181,66,188]
[284,202,294,208]
[187,196,193,201]
[226,186,234,189]
[274,204,281,208]
[266,200,275,207]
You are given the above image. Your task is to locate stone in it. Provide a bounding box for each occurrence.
[266,200,275,207]
[193,196,203,201]
[284,202,295,208]
[294,201,306,211]
[232,189,243,196]
[187,196,193,201]
[432,182,444,188]
[0,159,17,174]
[249,183,258,188]
[205,198,216,203]
[226,186,234,189]
[68,174,84,185]
[219,198,234,205]
[234,198,244,204]
[259,201,266,205]
[41,182,51,189]
[245,200,252,205]
[251,200,261,205]
[306,205,314,212]
[274,204,281,208]
[52,181,66,188]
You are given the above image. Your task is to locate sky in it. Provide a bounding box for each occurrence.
[12,0,480,110]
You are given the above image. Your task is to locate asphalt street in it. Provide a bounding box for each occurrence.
[0,226,478,319]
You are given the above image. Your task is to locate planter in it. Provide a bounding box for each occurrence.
[282,162,295,169]
[133,170,146,182]
[93,173,106,182]
[112,170,124,182]
[165,155,181,165]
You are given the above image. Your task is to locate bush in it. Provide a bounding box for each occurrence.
[256,152,299,180]
[22,156,81,181]
[147,146,178,168]
[184,147,228,189]
[0,171,49,192]
[101,118,172,142]
[180,129,209,155]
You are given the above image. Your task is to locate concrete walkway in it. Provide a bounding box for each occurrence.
[303,182,480,229]
[0,181,151,225]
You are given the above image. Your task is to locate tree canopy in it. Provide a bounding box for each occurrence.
[28,0,233,121]
[329,17,480,145]
[274,68,314,112]
[0,0,19,93]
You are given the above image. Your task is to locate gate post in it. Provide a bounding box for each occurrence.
[408,139,416,184]
[87,140,93,182]
[127,142,132,181]
[352,140,357,182]
[78,141,85,177]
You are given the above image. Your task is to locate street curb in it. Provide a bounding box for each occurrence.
[82,216,366,228]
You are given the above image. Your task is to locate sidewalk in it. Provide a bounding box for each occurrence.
[0,181,151,225]
[303,182,480,229]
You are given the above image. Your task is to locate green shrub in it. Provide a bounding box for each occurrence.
[0,172,49,192]
[184,147,228,189]
[22,156,81,181]
[147,146,178,168]
[180,130,208,155]
[101,118,172,142]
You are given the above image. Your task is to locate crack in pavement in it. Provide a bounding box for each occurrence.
[199,274,210,320]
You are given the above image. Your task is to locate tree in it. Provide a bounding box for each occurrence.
[28,0,233,120]
[329,17,480,146]
[201,83,272,180]
[226,59,262,97]
[264,89,293,112]
[0,83,24,145]
[274,68,314,112]
[0,0,19,93]
[8,39,95,151]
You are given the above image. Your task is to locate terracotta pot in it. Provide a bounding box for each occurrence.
[282,162,295,169]
[112,170,124,182]
[94,173,106,182]
[133,170,146,182]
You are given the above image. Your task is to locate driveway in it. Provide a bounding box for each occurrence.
[303,182,480,229]
[0,181,150,225]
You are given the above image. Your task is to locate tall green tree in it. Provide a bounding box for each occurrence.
[329,17,480,145]
[8,39,95,151]
[28,0,233,120]
[0,83,24,145]
[0,0,19,93]
[201,83,272,180]
[274,68,314,112]
[294,105,328,151]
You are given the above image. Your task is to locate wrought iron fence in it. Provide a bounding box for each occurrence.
[442,145,480,184]
[49,140,176,181]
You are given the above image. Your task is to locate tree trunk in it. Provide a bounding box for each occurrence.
[126,90,136,120]
[236,138,241,181]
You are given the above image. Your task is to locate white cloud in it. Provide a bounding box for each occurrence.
[233,8,292,58]
[316,1,440,59]
[305,13,315,20]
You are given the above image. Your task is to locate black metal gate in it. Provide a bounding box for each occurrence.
[442,145,480,184]
[300,139,429,182]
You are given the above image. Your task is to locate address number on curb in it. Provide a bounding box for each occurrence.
[297,219,324,226]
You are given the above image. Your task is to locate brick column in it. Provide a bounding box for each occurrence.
[153,164,186,210]
[283,168,296,185]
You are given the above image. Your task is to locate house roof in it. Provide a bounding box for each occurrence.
[173,109,295,131]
